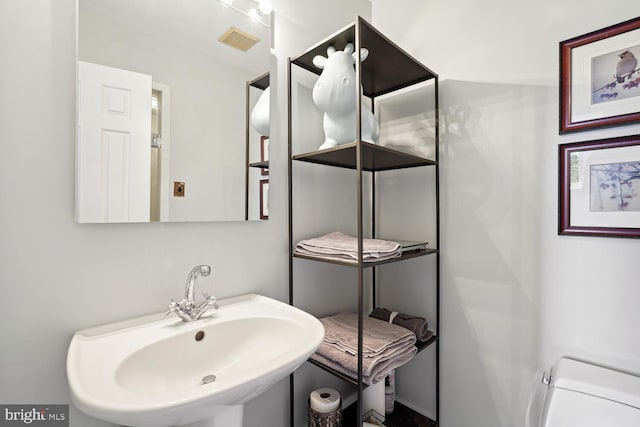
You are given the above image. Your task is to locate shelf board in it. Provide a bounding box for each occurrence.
[293,247,437,268]
[342,401,436,427]
[249,71,269,90]
[307,336,436,386]
[248,160,269,169]
[292,141,436,172]
[290,17,437,97]
[416,334,438,353]
[308,358,362,386]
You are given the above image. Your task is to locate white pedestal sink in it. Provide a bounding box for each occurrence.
[67,294,324,427]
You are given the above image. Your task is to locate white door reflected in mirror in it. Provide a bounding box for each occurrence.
[76,62,152,223]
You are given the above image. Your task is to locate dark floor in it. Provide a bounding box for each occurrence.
[342,401,436,427]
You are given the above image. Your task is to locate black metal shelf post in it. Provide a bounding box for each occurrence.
[288,16,439,427]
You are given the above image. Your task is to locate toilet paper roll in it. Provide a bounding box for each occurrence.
[310,388,341,413]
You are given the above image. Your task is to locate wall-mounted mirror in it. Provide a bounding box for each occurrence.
[76,0,271,223]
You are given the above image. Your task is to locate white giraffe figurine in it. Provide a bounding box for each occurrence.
[312,43,379,150]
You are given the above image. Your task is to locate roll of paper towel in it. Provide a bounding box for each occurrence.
[309,388,341,413]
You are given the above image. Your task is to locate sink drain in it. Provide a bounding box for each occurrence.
[202,374,216,384]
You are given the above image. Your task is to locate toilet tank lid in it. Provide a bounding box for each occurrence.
[553,358,640,409]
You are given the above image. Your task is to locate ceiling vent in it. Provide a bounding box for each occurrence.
[218,27,260,51]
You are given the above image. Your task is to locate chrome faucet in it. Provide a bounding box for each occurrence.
[166,265,218,322]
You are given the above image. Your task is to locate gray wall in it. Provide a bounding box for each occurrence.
[0,0,369,426]
[372,0,640,426]
[0,1,287,425]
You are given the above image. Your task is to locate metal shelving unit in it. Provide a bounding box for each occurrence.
[245,71,270,220]
[288,16,439,427]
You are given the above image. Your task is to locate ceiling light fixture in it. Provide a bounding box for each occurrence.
[248,8,261,22]
[216,0,271,28]
[257,0,273,15]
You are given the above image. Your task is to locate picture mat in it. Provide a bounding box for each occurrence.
[570,144,640,227]
[571,27,640,123]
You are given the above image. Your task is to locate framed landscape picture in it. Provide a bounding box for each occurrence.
[560,17,640,133]
[559,134,640,237]
[259,179,269,220]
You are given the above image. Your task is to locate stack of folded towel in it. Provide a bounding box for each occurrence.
[295,232,401,263]
[370,308,433,342]
[310,312,417,385]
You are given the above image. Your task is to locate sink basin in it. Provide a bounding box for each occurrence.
[67,294,324,427]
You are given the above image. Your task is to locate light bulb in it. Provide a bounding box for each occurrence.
[248,8,261,21]
[257,0,272,15]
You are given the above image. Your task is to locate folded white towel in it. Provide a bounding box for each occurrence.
[295,232,401,263]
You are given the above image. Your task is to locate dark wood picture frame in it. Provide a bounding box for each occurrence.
[560,17,640,133]
[261,136,269,176]
[559,134,640,238]
[259,179,269,220]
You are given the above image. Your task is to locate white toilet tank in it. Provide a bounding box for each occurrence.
[542,358,640,427]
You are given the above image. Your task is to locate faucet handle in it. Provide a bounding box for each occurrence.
[165,299,183,316]
[202,293,219,310]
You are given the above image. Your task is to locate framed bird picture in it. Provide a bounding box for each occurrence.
[560,17,640,133]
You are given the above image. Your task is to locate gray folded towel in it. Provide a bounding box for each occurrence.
[370,308,432,342]
[321,312,416,356]
[295,232,402,263]
[311,345,417,385]
[312,313,417,385]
